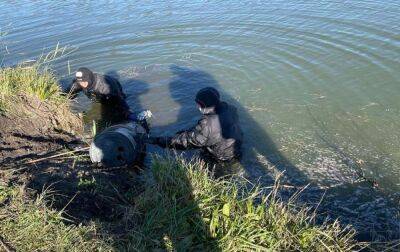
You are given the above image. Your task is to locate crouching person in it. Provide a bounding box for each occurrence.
[65,67,144,127]
[146,87,243,163]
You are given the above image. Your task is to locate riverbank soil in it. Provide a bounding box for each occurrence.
[0,96,140,223]
[0,95,81,161]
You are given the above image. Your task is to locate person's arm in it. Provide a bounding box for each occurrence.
[116,79,127,99]
[104,75,126,99]
[64,79,82,99]
[126,110,152,134]
[119,99,131,118]
[151,118,210,150]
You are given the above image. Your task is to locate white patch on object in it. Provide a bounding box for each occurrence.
[76,71,83,78]
[89,142,104,163]
[137,110,152,121]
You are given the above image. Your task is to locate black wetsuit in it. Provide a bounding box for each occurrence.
[65,72,130,122]
[67,73,127,104]
[156,102,243,161]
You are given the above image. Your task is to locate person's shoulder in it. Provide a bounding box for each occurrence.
[93,72,101,79]
[102,74,117,83]
[200,114,219,128]
[198,114,214,125]
[218,101,237,112]
[94,72,115,84]
[195,116,214,134]
[199,114,209,122]
[225,101,237,108]
[218,101,239,122]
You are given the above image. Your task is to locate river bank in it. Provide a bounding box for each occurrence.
[0,64,394,251]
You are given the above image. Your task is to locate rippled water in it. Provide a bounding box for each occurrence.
[1,0,399,239]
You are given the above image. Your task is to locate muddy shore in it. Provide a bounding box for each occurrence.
[0,95,142,224]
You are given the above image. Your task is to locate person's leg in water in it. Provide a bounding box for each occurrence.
[200,151,242,179]
[97,97,136,130]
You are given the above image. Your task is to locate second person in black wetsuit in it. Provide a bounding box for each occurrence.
[146,87,243,162]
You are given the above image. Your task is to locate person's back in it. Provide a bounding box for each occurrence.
[88,73,126,103]
[204,101,242,161]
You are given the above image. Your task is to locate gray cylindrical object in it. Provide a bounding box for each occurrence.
[90,122,146,167]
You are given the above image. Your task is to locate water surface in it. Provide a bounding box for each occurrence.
[1,0,399,239]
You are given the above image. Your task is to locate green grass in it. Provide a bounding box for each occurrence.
[0,44,73,114]
[123,156,361,251]
[0,64,66,114]
[0,185,112,251]
[0,57,82,132]
[0,156,364,251]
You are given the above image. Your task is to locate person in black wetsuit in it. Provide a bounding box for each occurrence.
[147,87,243,162]
[65,67,130,117]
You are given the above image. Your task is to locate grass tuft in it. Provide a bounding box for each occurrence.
[0,156,365,251]
[124,156,362,251]
[0,56,82,132]
[0,64,66,114]
[0,185,112,251]
[0,44,75,115]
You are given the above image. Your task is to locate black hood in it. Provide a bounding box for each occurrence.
[76,67,95,87]
[195,87,220,108]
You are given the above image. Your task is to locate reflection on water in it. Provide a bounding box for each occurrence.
[1,0,399,240]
